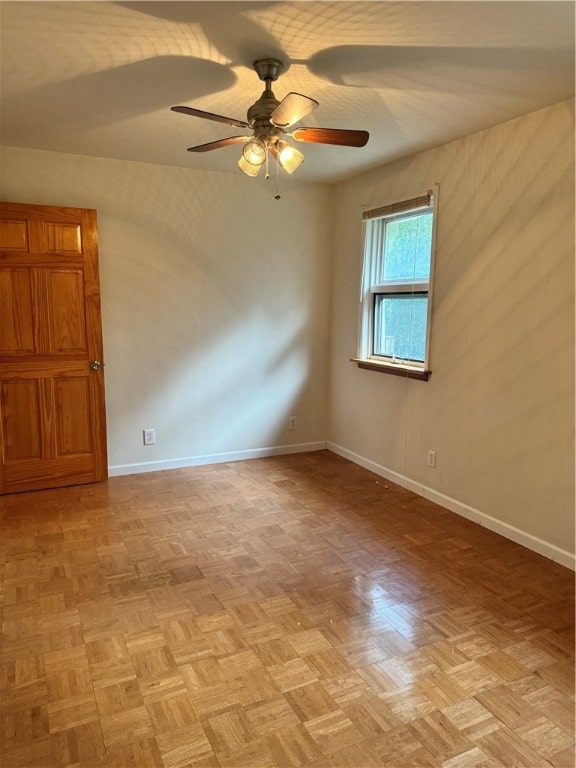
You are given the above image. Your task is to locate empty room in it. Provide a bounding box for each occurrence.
[0,2,574,767]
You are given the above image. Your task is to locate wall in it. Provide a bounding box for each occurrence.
[0,148,332,471]
[328,100,575,567]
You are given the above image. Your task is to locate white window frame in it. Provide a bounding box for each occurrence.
[356,189,438,379]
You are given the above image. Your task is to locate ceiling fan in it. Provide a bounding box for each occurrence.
[171,58,369,179]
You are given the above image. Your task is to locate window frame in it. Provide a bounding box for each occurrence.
[355,190,438,380]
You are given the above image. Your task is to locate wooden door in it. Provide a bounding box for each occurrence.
[0,202,107,493]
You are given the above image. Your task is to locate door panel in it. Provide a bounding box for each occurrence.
[0,219,29,251]
[0,202,107,493]
[46,269,87,353]
[45,222,82,254]
[0,269,36,353]
[1,379,42,460]
[55,377,92,455]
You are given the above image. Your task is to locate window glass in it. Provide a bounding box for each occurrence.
[381,213,433,282]
[373,294,428,362]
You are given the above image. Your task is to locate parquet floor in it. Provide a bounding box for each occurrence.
[1,450,574,768]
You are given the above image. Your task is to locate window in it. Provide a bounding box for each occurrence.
[355,191,436,380]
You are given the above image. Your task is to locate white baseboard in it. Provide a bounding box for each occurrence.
[327,442,575,571]
[108,441,327,477]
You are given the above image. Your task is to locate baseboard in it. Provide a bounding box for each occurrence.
[327,442,575,571]
[108,441,327,477]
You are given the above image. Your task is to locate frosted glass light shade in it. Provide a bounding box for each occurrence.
[242,139,267,166]
[237,155,261,176]
[278,141,305,174]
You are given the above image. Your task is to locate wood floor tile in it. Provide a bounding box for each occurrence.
[187,682,242,719]
[475,724,550,766]
[203,708,256,756]
[323,670,373,705]
[130,645,178,680]
[537,698,576,736]
[476,684,540,728]
[1,737,54,767]
[514,716,575,760]
[245,695,301,737]
[267,658,319,692]
[147,691,199,735]
[99,704,155,749]
[342,693,402,737]
[265,723,323,767]
[441,745,500,768]
[216,738,273,768]
[477,649,531,681]
[47,693,99,734]
[368,725,438,766]
[94,678,144,716]
[47,667,94,701]
[287,629,334,656]
[254,638,300,667]
[407,710,473,760]
[303,708,364,755]
[284,681,340,721]
[235,669,281,707]
[2,703,50,747]
[10,653,45,687]
[105,736,164,768]
[548,743,575,768]
[440,698,501,740]
[417,669,470,708]
[326,740,384,767]
[86,635,136,688]
[536,659,575,697]
[1,450,573,767]
[217,648,263,678]
[138,669,188,705]
[49,721,108,768]
[368,650,439,691]
[305,649,351,680]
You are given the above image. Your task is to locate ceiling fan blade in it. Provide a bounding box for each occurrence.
[187,136,250,153]
[270,92,319,128]
[171,105,249,129]
[291,127,369,147]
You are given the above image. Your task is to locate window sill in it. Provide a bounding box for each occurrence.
[351,358,431,381]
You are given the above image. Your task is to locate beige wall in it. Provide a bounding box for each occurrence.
[328,100,575,561]
[0,148,333,470]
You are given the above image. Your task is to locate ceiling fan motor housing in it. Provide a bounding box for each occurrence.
[247,91,282,142]
[253,58,284,83]
[247,60,284,144]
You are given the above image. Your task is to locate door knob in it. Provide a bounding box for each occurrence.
[90,360,101,370]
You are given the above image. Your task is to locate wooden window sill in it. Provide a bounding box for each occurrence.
[351,358,431,381]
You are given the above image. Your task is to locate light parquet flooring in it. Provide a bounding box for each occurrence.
[1,450,574,768]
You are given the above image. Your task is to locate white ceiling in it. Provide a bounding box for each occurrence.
[1,1,574,183]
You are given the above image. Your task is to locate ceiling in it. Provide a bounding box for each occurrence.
[1,1,574,183]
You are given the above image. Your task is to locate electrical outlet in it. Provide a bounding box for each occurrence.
[143,428,156,446]
[427,449,436,468]
[288,416,296,431]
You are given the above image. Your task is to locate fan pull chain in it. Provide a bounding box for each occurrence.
[264,147,270,180]
[274,151,281,200]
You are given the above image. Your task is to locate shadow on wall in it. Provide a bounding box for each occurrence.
[98,167,327,463]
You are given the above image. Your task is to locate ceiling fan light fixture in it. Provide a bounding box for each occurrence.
[172,58,369,188]
[277,140,305,175]
[242,138,267,166]
[237,154,261,177]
